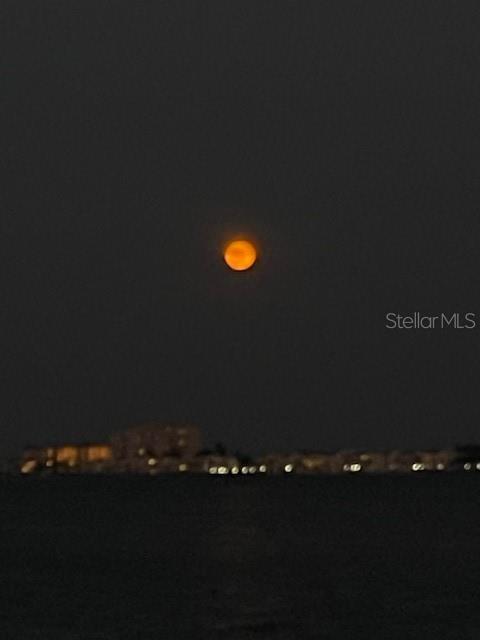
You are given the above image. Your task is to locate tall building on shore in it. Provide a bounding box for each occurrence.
[110,422,202,472]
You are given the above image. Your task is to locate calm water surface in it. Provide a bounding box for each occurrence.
[1,475,480,639]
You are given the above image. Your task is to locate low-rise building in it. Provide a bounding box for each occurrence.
[21,443,113,474]
[296,452,337,474]
[255,452,301,474]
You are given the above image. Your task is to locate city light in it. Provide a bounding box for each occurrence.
[16,425,470,476]
[344,463,362,472]
[20,460,36,474]
[412,463,425,471]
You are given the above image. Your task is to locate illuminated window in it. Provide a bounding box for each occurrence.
[56,446,78,464]
[86,445,112,461]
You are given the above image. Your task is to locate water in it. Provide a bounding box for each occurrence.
[1,474,480,639]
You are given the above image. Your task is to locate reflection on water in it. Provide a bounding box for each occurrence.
[1,475,480,639]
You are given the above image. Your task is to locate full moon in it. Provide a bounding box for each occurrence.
[224,240,257,271]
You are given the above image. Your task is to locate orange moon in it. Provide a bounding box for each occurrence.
[224,240,257,271]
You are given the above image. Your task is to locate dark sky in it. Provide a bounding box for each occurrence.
[2,1,480,457]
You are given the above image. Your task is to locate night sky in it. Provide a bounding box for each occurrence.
[2,1,480,457]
